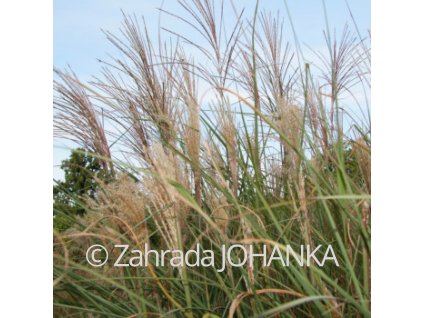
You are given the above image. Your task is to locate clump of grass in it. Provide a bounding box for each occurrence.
[54,0,370,317]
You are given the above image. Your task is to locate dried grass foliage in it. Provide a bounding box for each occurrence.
[85,174,148,243]
[53,1,370,316]
[54,2,370,257]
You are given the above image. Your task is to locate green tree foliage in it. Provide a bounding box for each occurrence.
[53,148,109,231]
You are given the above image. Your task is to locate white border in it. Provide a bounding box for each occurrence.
[373,0,423,316]
[0,0,52,316]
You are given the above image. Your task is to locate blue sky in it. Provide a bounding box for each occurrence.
[54,0,370,179]
[54,0,370,78]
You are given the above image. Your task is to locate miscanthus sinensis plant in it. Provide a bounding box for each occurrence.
[53,0,370,317]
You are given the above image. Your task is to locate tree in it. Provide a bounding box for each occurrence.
[53,148,110,231]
